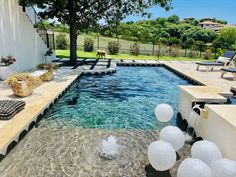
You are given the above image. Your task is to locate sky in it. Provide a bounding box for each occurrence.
[124,0,236,24]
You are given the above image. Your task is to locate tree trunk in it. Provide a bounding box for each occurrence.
[69,0,77,66]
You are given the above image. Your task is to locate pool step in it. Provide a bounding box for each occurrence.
[117,59,162,66]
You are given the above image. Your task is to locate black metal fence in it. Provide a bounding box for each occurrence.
[75,35,212,59]
[77,44,207,59]
[23,6,55,50]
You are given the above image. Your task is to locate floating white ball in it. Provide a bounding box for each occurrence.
[155,104,174,122]
[191,140,222,165]
[210,158,236,177]
[177,158,212,177]
[148,140,176,171]
[160,126,185,151]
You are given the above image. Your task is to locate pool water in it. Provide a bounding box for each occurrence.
[39,66,189,130]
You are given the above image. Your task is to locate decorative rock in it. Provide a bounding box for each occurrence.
[99,152,116,160]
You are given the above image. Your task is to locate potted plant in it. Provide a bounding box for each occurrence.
[0,54,16,80]
[44,49,55,63]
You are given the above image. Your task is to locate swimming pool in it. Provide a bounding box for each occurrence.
[38,66,189,130]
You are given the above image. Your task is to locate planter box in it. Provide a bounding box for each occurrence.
[0,66,12,80]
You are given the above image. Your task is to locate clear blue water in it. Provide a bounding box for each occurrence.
[39,67,189,130]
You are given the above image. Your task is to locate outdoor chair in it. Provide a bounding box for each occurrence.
[221,67,236,80]
[195,51,236,71]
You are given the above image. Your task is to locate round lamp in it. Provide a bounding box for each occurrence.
[191,140,222,165]
[177,158,212,177]
[148,140,176,171]
[210,158,236,177]
[160,125,185,151]
[155,104,174,122]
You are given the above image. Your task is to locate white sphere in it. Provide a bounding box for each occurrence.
[160,126,185,151]
[210,158,236,177]
[155,104,174,122]
[191,140,222,165]
[148,140,176,171]
[177,158,212,177]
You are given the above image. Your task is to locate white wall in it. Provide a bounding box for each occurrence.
[178,88,236,160]
[0,0,47,72]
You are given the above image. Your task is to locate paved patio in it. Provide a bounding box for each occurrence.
[163,61,236,92]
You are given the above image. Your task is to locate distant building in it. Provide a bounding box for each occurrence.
[199,21,224,32]
[199,20,236,33]
[183,17,195,21]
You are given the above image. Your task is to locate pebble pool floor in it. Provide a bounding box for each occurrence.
[0,66,192,177]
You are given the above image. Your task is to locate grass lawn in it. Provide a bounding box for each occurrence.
[56,50,206,61]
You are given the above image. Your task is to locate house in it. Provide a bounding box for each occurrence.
[199,21,225,32]
[0,0,55,72]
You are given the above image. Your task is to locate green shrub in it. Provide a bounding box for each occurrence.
[215,48,224,59]
[188,47,198,58]
[83,38,94,52]
[170,45,180,57]
[203,49,212,60]
[130,42,139,56]
[107,41,120,55]
[56,33,69,50]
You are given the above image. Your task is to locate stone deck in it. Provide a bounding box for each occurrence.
[163,61,236,92]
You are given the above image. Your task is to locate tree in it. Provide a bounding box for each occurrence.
[218,27,236,49]
[195,40,206,58]
[183,38,195,49]
[167,15,180,24]
[166,24,181,38]
[20,0,172,65]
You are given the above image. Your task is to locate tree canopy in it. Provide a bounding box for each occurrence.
[20,0,172,65]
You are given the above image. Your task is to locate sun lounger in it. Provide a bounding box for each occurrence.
[221,68,236,80]
[196,51,236,71]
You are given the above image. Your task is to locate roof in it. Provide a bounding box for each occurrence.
[199,21,221,25]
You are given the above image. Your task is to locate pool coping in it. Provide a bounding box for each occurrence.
[0,69,80,158]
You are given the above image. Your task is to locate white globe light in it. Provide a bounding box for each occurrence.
[148,140,176,171]
[155,104,174,122]
[191,140,222,165]
[210,158,236,177]
[177,158,212,177]
[160,126,185,151]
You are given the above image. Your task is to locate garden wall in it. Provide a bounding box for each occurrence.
[0,0,47,72]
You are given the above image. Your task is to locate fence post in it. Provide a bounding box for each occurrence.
[185,49,187,57]
[214,48,217,59]
[46,31,49,48]
[53,32,55,50]
[97,35,100,49]
[157,42,161,60]
[152,42,155,56]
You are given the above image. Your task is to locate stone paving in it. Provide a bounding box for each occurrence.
[163,61,236,92]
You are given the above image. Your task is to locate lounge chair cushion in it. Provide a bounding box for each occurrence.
[195,62,224,66]
[216,56,230,63]
[221,68,236,73]
[0,100,25,120]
